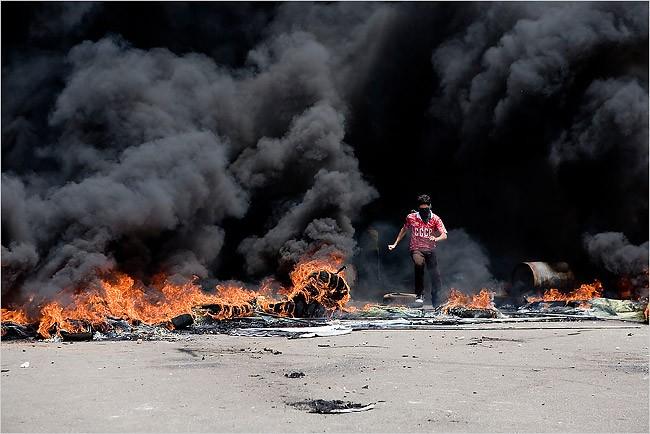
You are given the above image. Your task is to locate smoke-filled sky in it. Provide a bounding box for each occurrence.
[2,2,648,303]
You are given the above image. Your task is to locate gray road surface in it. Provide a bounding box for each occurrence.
[1,320,648,433]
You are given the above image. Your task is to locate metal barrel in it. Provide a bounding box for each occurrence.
[510,262,575,304]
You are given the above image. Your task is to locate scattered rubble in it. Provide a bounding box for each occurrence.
[289,399,375,414]
[2,290,646,342]
[1,322,37,340]
[171,314,194,329]
[588,298,648,322]
[60,329,93,342]
[230,325,352,338]
[444,306,498,318]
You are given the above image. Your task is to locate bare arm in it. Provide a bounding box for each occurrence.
[388,226,408,251]
[430,231,447,242]
[430,216,448,242]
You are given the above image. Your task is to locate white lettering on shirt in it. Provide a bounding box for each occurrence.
[413,227,433,238]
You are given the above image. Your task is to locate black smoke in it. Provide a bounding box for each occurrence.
[2,2,648,305]
[584,232,648,277]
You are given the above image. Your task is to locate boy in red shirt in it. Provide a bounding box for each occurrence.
[388,194,447,305]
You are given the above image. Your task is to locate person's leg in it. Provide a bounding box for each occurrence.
[426,250,442,305]
[411,250,425,299]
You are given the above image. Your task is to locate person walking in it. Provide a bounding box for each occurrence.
[388,194,447,305]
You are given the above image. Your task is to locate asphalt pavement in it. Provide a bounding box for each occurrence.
[1,320,648,433]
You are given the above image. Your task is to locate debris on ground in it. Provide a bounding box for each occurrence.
[588,298,649,322]
[289,399,375,414]
[230,324,352,338]
[60,329,93,341]
[2,294,646,342]
[171,314,194,329]
[1,322,38,340]
[345,306,428,319]
[444,306,498,318]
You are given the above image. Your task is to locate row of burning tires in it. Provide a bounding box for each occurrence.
[1,270,350,340]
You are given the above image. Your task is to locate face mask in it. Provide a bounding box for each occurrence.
[418,208,431,222]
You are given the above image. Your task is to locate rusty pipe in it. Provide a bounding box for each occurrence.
[510,261,575,304]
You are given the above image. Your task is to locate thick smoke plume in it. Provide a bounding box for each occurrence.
[2,5,382,302]
[424,2,648,280]
[2,3,647,305]
[584,232,649,277]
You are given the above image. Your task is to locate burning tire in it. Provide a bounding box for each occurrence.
[264,269,350,318]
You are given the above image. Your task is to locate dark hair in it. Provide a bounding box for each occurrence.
[417,194,431,206]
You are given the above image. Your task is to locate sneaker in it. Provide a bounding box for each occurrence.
[415,297,423,303]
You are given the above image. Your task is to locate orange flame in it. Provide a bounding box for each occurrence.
[442,288,495,313]
[286,254,348,309]
[31,274,259,338]
[0,308,31,325]
[289,253,345,288]
[2,252,350,338]
[527,280,603,304]
[255,253,349,316]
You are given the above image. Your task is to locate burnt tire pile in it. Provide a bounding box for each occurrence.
[200,269,350,320]
[267,270,350,318]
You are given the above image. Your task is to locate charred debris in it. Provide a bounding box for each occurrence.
[1,262,648,342]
